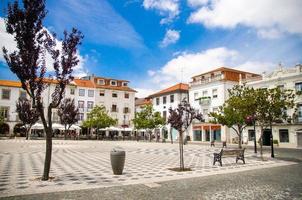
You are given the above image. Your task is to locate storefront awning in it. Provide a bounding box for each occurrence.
[193,125,221,131]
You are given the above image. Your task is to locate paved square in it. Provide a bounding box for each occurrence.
[0,140,296,197]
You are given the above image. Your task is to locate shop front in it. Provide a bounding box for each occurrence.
[193,124,221,142]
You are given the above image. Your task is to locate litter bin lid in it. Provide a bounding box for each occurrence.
[111,146,125,154]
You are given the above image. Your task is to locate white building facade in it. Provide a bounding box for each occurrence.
[0,75,136,136]
[242,64,302,148]
[188,67,261,144]
[148,83,189,141]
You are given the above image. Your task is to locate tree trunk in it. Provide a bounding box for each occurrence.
[253,120,257,154]
[237,126,242,149]
[64,128,67,140]
[270,124,274,158]
[149,131,152,142]
[238,133,242,149]
[260,126,263,160]
[179,130,184,170]
[170,130,173,144]
[25,128,30,140]
[42,129,52,180]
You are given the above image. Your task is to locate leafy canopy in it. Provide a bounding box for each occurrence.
[16,97,39,127]
[133,104,165,130]
[210,85,255,132]
[58,98,79,130]
[168,99,203,133]
[255,87,295,128]
[83,105,117,129]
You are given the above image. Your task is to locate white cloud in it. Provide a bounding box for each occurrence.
[147,47,278,88]
[0,17,87,77]
[187,0,209,7]
[0,18,16,62]
[149,47,238,88]
[134,88,157,98]
[257,28,283,39]
[187,0,302,38]
[235,61,275,74]
[143,0,180,24]
[147,70,156,76]
[160,29,180,47]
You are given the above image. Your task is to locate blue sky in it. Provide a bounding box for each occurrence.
[1,0,302,97]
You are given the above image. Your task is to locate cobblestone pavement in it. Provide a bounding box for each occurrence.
[0,139,297,198]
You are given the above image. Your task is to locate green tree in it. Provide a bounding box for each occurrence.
[210,85,255,149]
[255,88,295,158]
[132,104,165,141]
[83,105,117,137]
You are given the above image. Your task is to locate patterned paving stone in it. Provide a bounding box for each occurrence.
[0,140,296,198]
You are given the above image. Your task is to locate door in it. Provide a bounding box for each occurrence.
[297,132,302,147]
[213,129,221,142]
[263,129,271,146]
[194,130,202,141]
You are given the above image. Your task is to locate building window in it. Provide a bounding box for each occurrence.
[156,98,159,105]
[123,82,128,87]
[19,91,27,99]
[295,82,302,92]
[98,79,105,85]
[112,93,118,98]
[170,95,174,103]
[279,129,289,143]
[52,112,59,122]
[298,104,302,123]
[70,88,75,95]
[111,104,117,112]
[212,89,218,98]
[212,107,219,113]
[248,130,255,141]
[124,107,129,113]
[125,93,129,99]
[79,89,85,96]
[111,81,117,86]
[87,101,94,110]
[194,92,198,100]
[0,107,9,119]
[203,109,208,116]
[277,85,284,91]
[78,101,84,109]
[163,111,167,121]
[88,90,94,97]
[2,89,10,100]
[163,96,166,104]
[202,90,208,97]
[99,90,105,96]
[77,113,84,121]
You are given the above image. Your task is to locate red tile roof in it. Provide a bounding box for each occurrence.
[73,79,95,88]
[149,83,189,98]
[0,80,21,87]
[135,98,152,106]
[96,84,136,92]
[192,67,260,78]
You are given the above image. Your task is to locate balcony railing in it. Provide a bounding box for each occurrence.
[198,97,211,106]
[190,74,224,86]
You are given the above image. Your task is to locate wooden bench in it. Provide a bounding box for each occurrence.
[213,148,245,166]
